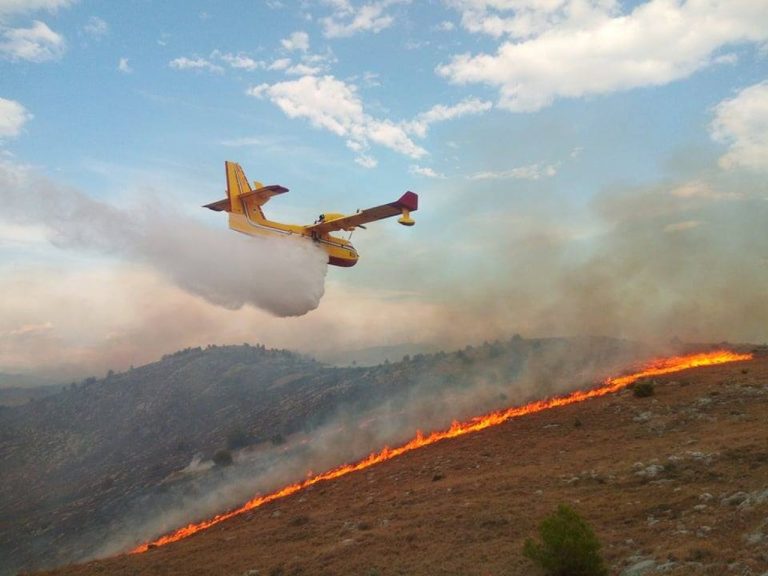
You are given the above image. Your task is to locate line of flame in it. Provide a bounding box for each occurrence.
[130,349,752,554]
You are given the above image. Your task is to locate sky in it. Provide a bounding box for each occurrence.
[1,0,767,382]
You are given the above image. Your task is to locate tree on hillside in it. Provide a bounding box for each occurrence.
[523,504,608,576]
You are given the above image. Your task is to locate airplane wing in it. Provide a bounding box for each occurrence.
[204,185,289,212]
[305,191,418,234]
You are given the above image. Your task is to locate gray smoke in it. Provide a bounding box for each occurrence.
[0,160,328,316]
[89,337,644,559]
[415,173,768,347]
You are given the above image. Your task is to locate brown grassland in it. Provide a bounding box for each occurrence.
[35,353,767,576]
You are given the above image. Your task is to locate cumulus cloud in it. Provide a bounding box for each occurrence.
[438,0,768,111]
[268,57,291,71]
[281,30,309,52]
[248,74,427,160]
[214,50,264,71]
[710,80,768,173]
[447,0,612,39]
[406,97,493,137]
[0,20,66,62]
[355,154,378,168]
[248,75,492,162]
[320,0,409,38]
[0,97,32,138]
[0,0,75,16]
[410,165,445,178]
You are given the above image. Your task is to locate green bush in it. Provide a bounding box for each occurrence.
[523,504,607,576]
[632,380,655,398]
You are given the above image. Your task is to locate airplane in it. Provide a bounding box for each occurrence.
[204,161,418,267]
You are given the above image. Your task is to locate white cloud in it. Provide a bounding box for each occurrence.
[83,15,108,39]
[268,57,292,71]
[439,0,768,112]
[467,162,557,180]
[447,0,602,39]
[321,0,408,38]
[361,71,380,87]
[410,165,445,178]
[406,97,492,137]
[169,56,223,73]
[117,57,132,73]
[0,97,32,138]
[248,74,427,159]
[0,20,66,62]
[217,51,264,71]
[248,75,493,160]
[286,62,323,76]
[355,154,378,168]
[0,0,75,16]
[710,80,768,173]
[435,20,455,32]
[170,51,266,73]
[281,31,309,52]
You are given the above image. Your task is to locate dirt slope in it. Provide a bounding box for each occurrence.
[35,353,767,576]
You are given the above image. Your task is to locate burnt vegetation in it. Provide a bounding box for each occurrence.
[0,336,642,573]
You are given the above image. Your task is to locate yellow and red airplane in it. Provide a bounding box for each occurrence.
[204,161,418,267]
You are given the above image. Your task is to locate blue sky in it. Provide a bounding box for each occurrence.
[1,0,767,380]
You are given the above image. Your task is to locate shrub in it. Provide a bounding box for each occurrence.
[213,449,233,467]
[226,427,250,450]
[271,433,286,446]
[523,504,607,576]
[632,380,655,398]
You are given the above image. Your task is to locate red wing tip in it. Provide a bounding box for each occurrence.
[397,191,418,211]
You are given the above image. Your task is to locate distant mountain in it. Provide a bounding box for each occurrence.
[0,372,57,391]
[318,343,441,367]
[0,384,63,407]
[0,337,646,575]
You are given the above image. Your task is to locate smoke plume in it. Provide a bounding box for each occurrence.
[87,337,643,559]
[0,160,328,316]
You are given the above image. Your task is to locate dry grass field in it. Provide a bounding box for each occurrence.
[35,353,767,576]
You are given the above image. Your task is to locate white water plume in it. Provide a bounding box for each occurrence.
[0,160,328,316]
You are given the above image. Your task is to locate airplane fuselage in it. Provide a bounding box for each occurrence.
[228,212,359,267]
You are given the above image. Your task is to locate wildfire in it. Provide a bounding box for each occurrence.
[131,349,752,554]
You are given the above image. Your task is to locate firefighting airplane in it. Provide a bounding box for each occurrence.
[204,161,418,267]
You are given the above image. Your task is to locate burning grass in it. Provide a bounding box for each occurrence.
[130,350,752,555]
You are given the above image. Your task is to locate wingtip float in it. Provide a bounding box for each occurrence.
[204,161,418,268]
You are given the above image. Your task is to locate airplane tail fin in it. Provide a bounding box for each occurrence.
[204,162,283,224]
[225,161,255,215]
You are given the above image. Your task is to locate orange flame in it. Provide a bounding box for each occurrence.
[130,349,752,554]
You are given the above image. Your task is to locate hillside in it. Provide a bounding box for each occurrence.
[32,349,766,576]
[1,337,645,574]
